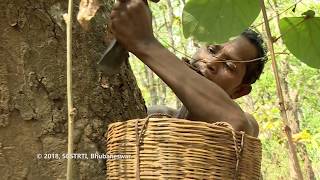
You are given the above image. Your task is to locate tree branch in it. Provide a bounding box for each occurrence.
[64,0,75,179]
[259,0,304,179]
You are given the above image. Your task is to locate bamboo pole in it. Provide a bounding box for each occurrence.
[64,0,76,179]
[259,0,303,179]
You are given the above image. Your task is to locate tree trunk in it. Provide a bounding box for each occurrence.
[0,0,146,179]
[147,68,158,106]
[280,59,303,180]
[163,0,182,109]
[158,78,167,105]
[271,1,316,178]
[280,60,315,180]
[299,144,316,180]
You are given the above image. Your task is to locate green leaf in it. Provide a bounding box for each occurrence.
[279,17,320,69]
[182,0,261,44]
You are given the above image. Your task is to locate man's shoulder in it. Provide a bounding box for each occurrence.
[244,112,259,137]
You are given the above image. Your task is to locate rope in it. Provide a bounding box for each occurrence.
[135,113,172,180]
[153,0,303,64]
[213,122,245,180]
[157,36,269,64]
[234,132,245,180]
[135,119,140,180]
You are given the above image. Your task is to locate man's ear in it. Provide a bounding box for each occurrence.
[231,84,252,99]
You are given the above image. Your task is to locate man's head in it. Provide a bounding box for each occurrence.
[191,29,267,99]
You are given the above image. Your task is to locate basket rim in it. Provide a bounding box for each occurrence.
[107,117,260,141]
[107,117,262,179]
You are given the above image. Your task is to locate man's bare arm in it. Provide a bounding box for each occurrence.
[134,41,249,132]
[110,0,249,133]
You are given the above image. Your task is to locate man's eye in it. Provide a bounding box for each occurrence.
[207,45,218,54]
[224,61,237,72]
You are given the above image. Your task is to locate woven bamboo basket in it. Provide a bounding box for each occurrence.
[106,115,262,180]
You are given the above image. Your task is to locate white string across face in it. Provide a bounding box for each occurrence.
[191,37,259,99]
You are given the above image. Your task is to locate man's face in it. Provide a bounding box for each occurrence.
[192,36,258,99]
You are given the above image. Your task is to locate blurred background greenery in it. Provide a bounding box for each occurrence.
[129,0,320,179]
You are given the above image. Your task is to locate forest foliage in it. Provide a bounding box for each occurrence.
[129,0,320,179]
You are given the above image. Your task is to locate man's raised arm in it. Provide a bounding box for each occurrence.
[110,0,250,133]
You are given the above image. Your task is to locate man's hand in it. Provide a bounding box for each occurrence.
[110,0,157,55]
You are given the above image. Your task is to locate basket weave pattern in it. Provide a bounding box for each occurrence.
[106,117,262,180]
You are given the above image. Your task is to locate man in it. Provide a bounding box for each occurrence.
[110,0,266,137]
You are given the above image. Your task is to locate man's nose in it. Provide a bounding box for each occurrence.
[205,60,218,74]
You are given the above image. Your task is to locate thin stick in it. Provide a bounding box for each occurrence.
[65,0,75,179]
[259,0,303,179]
[253,0,303,28]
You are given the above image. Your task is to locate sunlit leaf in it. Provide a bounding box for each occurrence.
[279,16,320,69]
[292,130,312,142]
[182,0,261,43]
[266,122,274,130]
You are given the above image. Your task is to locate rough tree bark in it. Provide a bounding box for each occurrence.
[280,60,315,180]
[0,0,146,179]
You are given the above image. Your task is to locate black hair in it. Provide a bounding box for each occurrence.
[241,28,267,84]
